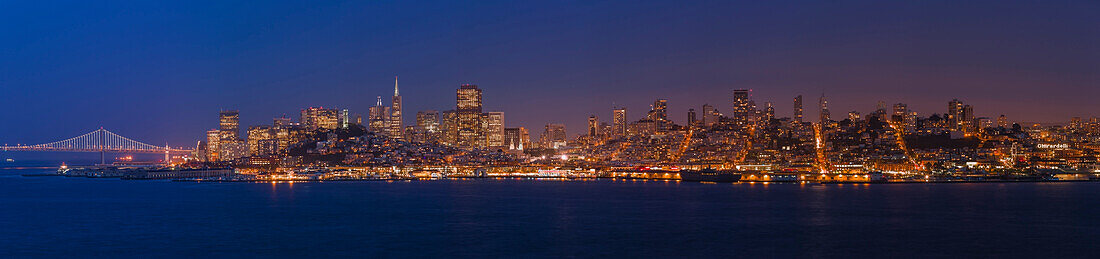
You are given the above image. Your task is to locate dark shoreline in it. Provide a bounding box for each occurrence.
[165,177,1099,184]
[17,172,1099,184]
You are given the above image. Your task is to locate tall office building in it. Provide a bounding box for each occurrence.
[764,102,775,122]
[655,99,668,121]
[600,123,611,140]
[389,77,404,139]
[848,111,862,122]
[733,89,751,127]
[961,104,974,131]
[247,126,277,156]
[340,109,350,129]
[272,122,306,153]
[504,128,523,150]
[219,140,248,161]
[687,109,697,127]
[369,96,390,135]
[456,84,483,148]
[440,110,457,146]
[587,115,599,139]
[205,129,221,162]
[748,100,759,124]
[818,94,830,123]
[191,141,207,163]
[485,112,505,148]
[542,123,567,149]
[273,116,293,127]
[998,115,1008,128]
[503,127,532,151]
[793,95,803,123]
[301,107,340,130]
[701,104,716,127]
[892,103,908,123]
[648,99,668,121]
[612,108,627,137]
[219,110,240,140]
[416,110,439,133]
[414,110,440,143]
[948,99,964,130]
[519,127,531,149]
[215,110,244,161]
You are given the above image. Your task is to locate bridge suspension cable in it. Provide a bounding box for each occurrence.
[1,128,189,153]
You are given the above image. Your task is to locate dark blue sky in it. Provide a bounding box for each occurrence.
[1,0,1097,146]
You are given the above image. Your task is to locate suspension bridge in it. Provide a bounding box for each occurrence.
[1,128,191,164]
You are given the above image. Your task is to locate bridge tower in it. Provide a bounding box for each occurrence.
[99,127,106,165]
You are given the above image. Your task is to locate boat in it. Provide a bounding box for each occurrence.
[4,158,13,162]
[679,169,743,182]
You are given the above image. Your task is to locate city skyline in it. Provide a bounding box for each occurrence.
[1,0,1097,146]
[3,2,1099,257]
[1,77,1092,147]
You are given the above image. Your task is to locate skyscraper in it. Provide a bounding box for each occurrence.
[301,107,340,130]
[205,129,221,162]
[191,141,206,163]
[961,104,974,131]
[599,122,611,141]
[273,116,293,127]
[485,112,505,148]
[415,110,440,143]
[274,124,306,153]
[440,110,457,146]
[763,102,775,122]
[794,95,803,123]
[247,126,276,156]
[892,103,908,123]
[733,89,751,127]
[818,94,830,123]
[998,115,1008,128]
[504,128,523,150]
[649,99,668,121]
[748,100,759,124]
[456,84,483,148]
[369,96,390,134]
[701,104,715,127]
[340,109,351,129]
[687,109,697,127]
[416,110,439,133]
[219,140,248,161]
[587,115,599,139]
[519,127,531,149]
[542,123,567,149]
[219,110,240,140]
[389,77,404,139]
[948,99,963,130]
[612,108,627,137]
[215,111,246,161]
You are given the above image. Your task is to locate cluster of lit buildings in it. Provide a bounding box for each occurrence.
[184,81,1100,181]
[190,79,524,167]
[553,89,1100,179]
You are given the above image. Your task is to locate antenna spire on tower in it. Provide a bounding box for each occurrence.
[394,76,399,96]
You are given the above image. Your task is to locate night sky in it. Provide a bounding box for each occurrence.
[1,0,1096,146]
